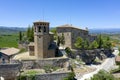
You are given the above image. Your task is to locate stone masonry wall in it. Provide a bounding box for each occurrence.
[0,63,21,80]
[12,57,69,70]
[35,72,70,80]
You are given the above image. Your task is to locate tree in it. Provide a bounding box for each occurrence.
[103,36,112,49]
[65,47,72,58]
[29,26,34,42]
[74,37,84,49]
[50,28,57,40]
[84,39,89,49]
[26,26,31,41]
[63,72,75,80]
[60,33,65,46]
[26,25,34,42]
[57,36,60,47]
[89,40,98,49]
[19,31,22,41]
[96,34,103,48]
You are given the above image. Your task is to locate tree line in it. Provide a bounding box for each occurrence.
[74,35,112,50]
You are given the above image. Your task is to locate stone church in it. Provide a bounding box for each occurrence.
[57,24,97,49]
[28,21,57,59]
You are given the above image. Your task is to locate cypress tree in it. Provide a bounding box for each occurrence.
[19,31,22,41]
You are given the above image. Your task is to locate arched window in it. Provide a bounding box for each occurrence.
[38,26,41,32]
[44,26,46,32]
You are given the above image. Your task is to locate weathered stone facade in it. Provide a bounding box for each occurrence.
[57,24,96,49]
[28,21,57,59]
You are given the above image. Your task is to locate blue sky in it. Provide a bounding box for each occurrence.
[0,0,120,29]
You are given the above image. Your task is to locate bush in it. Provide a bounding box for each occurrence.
[17,75,26,80]
[91,70,116,80]
[43,65,60,73]
[63,72,75,80]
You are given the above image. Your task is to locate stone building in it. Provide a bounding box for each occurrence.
[28,21,57,59]
[57,24,96,49]
[0,48,20,63]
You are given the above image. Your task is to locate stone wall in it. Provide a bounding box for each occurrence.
[0,63,21,80]
[35,72,70,80]
[12,57,69,70]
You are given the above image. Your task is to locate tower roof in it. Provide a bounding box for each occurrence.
[33,21,49,24]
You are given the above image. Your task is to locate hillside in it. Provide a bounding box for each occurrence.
[0,26,26,35]
[90,28,120,34]
[0,26,27,48]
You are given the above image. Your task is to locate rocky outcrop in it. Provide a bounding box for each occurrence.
[70,49,113,64]
[80,50,96,64]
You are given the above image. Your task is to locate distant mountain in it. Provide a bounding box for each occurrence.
[89,28,120,34]
[0,26,120,35]
[50,27,120,34]
[0,26,27,35]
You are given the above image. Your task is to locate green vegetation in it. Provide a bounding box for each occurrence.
[102,34,120,47]
[74,35,112,50]
[19,31,22,41]
[65,47,73,58]
[43,65,60,73]
[0,34,18,48]
[91,70,117,80]
[18,70,38,80]
[50,28,57,40]
[89,40,98,49]
[111,67,120,73]
[26,26,34,42]
[74,37,84,49]
[60,33,65,46]
[63,72,75,80]
[23,70,39,75]
[18,48,27,53]
[118,47,120,56]
[57,36,61,47]
[56,33,65,47]
[96,34,103,48]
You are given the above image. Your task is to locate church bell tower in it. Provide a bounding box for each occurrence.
[33,21,50,58]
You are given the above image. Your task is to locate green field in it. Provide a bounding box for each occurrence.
[0,34,19,48]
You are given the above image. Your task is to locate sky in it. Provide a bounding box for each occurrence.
[0,0,120,29]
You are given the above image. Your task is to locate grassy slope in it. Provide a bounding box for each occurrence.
[0,27,26,48]
[0,34,19,48]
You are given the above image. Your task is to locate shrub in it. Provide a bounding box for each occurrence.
[63,72,75,80]
[91,70,116,80]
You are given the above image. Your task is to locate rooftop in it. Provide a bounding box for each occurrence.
[33,21,49,24]
[0,47,20,56]
[57,24,88,31]
[13,52,37,60]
